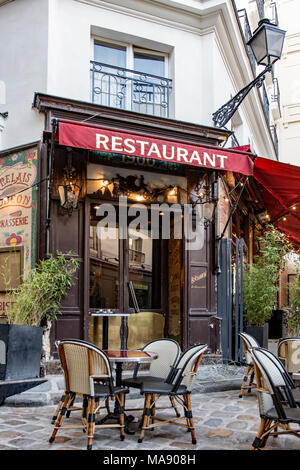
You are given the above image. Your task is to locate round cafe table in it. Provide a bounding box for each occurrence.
[104,349,158,386]
[100,349,158,434]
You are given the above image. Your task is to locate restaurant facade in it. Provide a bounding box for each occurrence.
[0,0,285,362]
[0,92,249,358]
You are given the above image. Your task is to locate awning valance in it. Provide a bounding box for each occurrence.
[56,119,254,175]
[253,157,300,247]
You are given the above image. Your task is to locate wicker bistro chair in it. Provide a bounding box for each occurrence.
[249,347,300,450]
[277,337,300,375]
[49,340,129,450]
[122,338,181,415]
[239,332,260,398]
[255,347,300,403]
[137,344,208,445]
[51,340,111,424]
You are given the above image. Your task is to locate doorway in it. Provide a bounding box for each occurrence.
[88,201,182,348]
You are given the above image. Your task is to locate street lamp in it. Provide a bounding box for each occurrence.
[212,19,286,128]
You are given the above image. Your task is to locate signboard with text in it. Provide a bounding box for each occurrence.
[0,147,38,316]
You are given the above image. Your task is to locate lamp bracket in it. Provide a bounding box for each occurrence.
[212,64,272,128]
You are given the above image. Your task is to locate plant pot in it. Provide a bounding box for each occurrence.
[0,324,43,381]
[245,324,269,349]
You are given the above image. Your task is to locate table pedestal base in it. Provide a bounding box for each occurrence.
[96,412,135,434]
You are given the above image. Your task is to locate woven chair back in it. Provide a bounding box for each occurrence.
[143,339,181,379]
[239,332,260,365]
[173,344,208,392]
[255,347,295,389]
[251,347,286,391]
[250,347,294,419]
[278,338,300,373]
[57,340,111,396]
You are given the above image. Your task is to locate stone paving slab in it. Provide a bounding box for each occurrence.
[3,364,247,407]
[0,390,299,451]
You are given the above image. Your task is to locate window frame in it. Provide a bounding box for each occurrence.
[0,246,24,293]
[91,36,169,77]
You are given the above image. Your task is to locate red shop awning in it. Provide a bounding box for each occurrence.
[253,156,300,247]
[56,119,254,175]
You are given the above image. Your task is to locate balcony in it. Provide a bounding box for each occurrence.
[259,83,270,124]
[129,248,145,266]
[90,61,172,118]
[270,77,281,120]
[256,0,265,19]
[268,1,279,26]
[270,124,279,157]
[238,9,256,75]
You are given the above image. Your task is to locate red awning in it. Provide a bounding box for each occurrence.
[253,157,300,247]
[57,119,254,176]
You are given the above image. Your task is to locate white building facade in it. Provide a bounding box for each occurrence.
[0,0,278,158]
[0,0,282,359]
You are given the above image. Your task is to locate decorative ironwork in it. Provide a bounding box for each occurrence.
[269,1,278,26]
[90,172,216,207]
[90,61,172,117]
[129,248,145,265]
[260,83,270,124]
[212,64,272,128]
[230,133,240,148]
[270,125,279,157]
[238,9,256,75]
[271,77,280,107]
[256,0,265,19]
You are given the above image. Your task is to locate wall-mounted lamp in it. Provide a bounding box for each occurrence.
[257,210,270,224]
[58,149,82,215]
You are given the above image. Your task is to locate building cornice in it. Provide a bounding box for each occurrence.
[33,92,231,147]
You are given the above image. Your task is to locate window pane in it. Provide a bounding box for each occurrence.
[94,42,126,68]
[89,222,119,310]
[128,231,161,310]
[134,52,165,76]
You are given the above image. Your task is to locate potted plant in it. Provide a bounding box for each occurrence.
[243,225,293,348]
[284,256,300,337]
[0,252,80,382]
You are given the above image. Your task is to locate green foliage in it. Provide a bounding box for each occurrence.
[285,257,300,336]
[244,225,294,326]
[6,252,80,326]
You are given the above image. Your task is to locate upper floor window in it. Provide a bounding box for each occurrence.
[90,40,172,117]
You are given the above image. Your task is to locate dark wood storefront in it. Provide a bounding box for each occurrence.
[34,93,232,357]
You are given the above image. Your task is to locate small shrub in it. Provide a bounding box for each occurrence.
[285,257,300,336]
[5,252,80,326]
[244,225,293,326]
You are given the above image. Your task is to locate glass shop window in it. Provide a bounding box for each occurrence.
[128,229,162,310]
[89,222,120,310]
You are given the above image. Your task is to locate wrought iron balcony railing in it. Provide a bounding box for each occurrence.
[256,0,265,19]
[238,9,256,75]
[129,248,145,265]
[270,125,279,157]
[90,61,172,117]
[269,1,278,26]
[260,83,270,124]
[271,77,280,107]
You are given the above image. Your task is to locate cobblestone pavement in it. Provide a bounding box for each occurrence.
[0,390,299,451]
